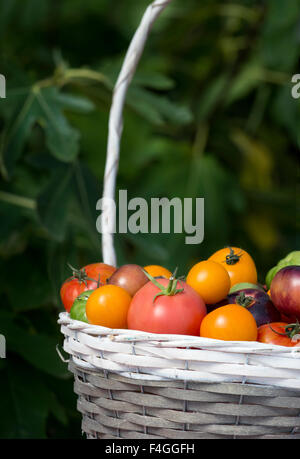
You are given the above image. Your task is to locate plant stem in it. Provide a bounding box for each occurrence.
[0,191,36,210]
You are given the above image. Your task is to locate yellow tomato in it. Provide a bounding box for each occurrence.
[209,247,257,287]
[200,304,258,341]
[186,260,231,304]
[86,285,131,328]
[144,265,172,279]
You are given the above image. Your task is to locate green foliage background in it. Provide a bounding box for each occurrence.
[0,0,299,438]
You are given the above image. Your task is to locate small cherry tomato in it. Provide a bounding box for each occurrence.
[209,247,257,287]
[86,285,131,328]
[60,272,99,313]
[108,264,148,296]
[257,322,300,347]
[83,262,116,284]
[144,265,172,279]
[186,260,231,304]
[200,304,258,341]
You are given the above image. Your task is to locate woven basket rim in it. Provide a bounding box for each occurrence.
[58,312,300,355]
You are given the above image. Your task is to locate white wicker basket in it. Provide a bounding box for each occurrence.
[59,0,300,439]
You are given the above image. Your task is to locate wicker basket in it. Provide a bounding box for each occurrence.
[58,0,300,439]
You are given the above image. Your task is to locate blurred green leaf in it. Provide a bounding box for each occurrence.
[37,164,74,241]
[0,87,93,179]
[0,310,68,378]
[133,71,175,90]
[127,86,193,125]
[259,0,300,71]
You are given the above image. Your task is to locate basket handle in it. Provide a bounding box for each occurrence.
[101,0,173,266]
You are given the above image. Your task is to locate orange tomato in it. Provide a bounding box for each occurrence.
[186,260,231,304]
[144,265,172,279]
[209,247,257,287]
[86,285,131,328]
[200,304,258,341]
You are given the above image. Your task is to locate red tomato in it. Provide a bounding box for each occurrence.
[83,263,116,284]
[257,322,300,347]
[60,277,99,312]
[127,277,207,335]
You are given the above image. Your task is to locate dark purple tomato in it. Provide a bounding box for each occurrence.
[270,266,300,321]
[206,298,228,313]
[227,288,281,327]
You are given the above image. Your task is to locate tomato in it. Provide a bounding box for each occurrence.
[257,322,300,347]
[186,260,230,304]
[265,251,300,289]
[86,285,131,328]
[200,304,258,341]
[108,264,148,296]
[209,247,257,287]
[83,262,116,284]
[60,277,98,313]
[70,290,94,323]
[127,277,206,335]
[270,265,300,321]
[144,265,172,279]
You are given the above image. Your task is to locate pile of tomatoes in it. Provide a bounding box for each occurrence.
[60,247,300,347]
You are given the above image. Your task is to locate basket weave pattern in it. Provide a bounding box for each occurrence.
[59,0,300,439]
[59,313,300,439]
[70,364,300,439]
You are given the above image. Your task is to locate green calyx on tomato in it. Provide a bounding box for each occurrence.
[235,291,255,308]
[224,247,243,265]
[269,322,300,341]
[67,263,101,287]
[143,268,184,302]
[70,290,94,323]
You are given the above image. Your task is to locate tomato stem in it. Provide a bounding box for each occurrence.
[269,322,300,340]
[236,292,254,308]
[224,247,243,265]
[142,268,184,303]
[67,262,99,286]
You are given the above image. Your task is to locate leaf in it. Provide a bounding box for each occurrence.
[35,88,80,162]
[1,255,52,311]
[196,74,228,121]
[272,84,300,148]
[0,310,68,378]
[37,164,74,241]
[224,60,264,106]
[127,86,193,125]
[259,0,300,71]
[132,71,175,90]
[231,129,274,191]
[45,89,95,114]
[72,161,102,252]
[0,91,38,179]
[186,155,245,247]
[0,86,93,179]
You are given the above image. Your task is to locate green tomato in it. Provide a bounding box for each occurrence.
[70,290,94,323]
[283,251,300,264]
